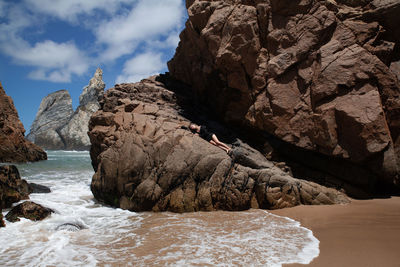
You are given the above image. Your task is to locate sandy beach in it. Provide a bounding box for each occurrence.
[271,197,400,267]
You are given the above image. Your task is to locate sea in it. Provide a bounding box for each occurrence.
[0,150,319,267]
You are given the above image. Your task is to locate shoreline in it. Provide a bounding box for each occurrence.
[271,197,400,267]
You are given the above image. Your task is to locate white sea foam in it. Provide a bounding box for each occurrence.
[1,151,319,266]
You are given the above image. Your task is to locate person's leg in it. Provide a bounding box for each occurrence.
[210,140,229,152]
[211,134,231,151]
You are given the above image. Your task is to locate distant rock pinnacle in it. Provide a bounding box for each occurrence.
[28,68,106,150]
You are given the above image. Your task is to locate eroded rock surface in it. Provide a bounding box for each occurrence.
[168,0,400,189]
[0,82,47,162]
[88,77,348,212]
[5,201,53,222]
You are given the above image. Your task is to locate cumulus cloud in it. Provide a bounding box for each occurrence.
[19,41,89,82]
[0,0,186,83]
[0,5,89,83]
[116,52,163,83]
[23,0,132,23]
[96,0,185,61]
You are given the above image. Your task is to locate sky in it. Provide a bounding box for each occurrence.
[0,0,187,132]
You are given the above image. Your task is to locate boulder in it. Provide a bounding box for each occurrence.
[0,82,47,162]
[0,165,30,209]
[26,90,74,149]
[28,183,51,193]
[168,0,400,190]
[88,76,348,212]
[5,201,53,222]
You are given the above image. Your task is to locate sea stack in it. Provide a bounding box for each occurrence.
[59,68,105,150]
[26,90,74,149]
[0,82,47,162]
[27,68,105,150]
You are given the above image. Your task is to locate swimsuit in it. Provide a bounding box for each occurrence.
[199,125,214,141]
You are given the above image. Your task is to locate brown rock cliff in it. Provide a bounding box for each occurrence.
[88,76,348,212]
[168,0,400,189]
[0,82,47,162]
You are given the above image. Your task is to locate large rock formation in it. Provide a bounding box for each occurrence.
[26,90,74,149]
[0,82,47,162]
[28,68,105,150]
[168,0,400,191]
[59,68,106,150]
[88,76,348,212]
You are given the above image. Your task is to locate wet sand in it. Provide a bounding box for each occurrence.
[271,197,400,267]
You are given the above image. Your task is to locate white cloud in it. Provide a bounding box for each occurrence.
[0,1,6,17]
[116,52,163,83]
[17,41,90,82]
[0,0,186,83]
[96,0,185,61]
[0,4,89,82]
[23,0,132,23]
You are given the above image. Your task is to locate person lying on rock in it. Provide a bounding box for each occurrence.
[189,123,231,153]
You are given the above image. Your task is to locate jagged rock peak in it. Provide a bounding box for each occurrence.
[28,68,106,150]
[79,67,105,107]
[0,82,47,162]
[26,90,74,150]
[58,68,106,150]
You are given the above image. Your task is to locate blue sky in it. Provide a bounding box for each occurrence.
[0,0,187,131]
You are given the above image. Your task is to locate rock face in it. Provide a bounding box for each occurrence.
[0,82,47,162]
[26,90,74,149]
[59,68,106,150]
[168,0,400,189]
[0,165,30,210]
[5,201,53,222]
[28,68,105,150]
[88,76,348,212]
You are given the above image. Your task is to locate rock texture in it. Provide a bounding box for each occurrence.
[88,76,348,212]
[0,82,47,162]
[26,90,74,149]
[168,0,400,190]
[27,68,105,150]
[5,201,53,222]
[59,68,106,150]
[0,211,4,227]
[0,165,30,210]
